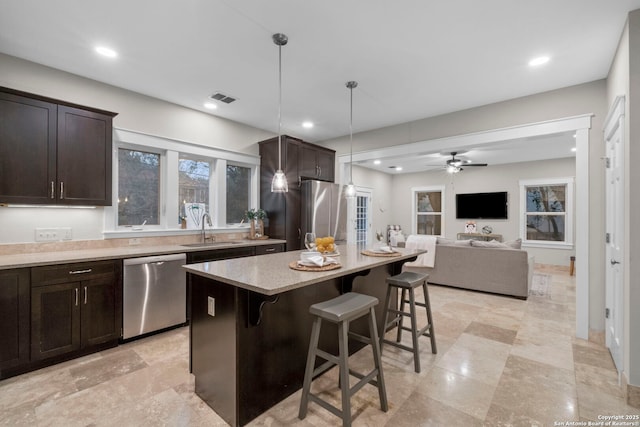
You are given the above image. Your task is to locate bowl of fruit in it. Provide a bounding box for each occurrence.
[315,236,338,255]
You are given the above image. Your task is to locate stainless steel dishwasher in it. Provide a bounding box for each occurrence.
[122,253,187,340]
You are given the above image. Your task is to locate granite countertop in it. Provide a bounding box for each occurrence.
[0,239,286,270]
[183,244,425,296]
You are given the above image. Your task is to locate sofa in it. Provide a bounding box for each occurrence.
[403,238,533,299]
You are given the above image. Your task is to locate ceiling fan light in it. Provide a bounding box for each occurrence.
[447,165,461,174]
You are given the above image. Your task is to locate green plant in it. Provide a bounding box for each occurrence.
[246,208,267,220]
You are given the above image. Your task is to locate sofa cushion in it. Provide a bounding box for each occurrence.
[437,237,471,246]
[470,239,511,249]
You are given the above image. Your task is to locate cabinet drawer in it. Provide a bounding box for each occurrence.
[255,244,284,255]
[32,260,119,286]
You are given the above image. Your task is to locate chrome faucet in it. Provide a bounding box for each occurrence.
[202,213,213,243]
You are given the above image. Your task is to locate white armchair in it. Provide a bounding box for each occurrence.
[387,225,406,247]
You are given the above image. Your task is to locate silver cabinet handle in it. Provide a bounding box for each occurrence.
[611,259,621,265]
[50,181,55,199]
[60,181,64,199]
[74,288,79,306]
[69,269,92,275]
[318,166,322,177]
[265,248,275,252]
[84,286,88,304]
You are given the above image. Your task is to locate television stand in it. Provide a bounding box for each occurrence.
[456,233,503,242]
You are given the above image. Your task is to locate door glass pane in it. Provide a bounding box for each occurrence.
[226,165,251,224]
[179,156,211,223]
[526,214,565,241]
[417,214,441,235]
[118,149,160,226]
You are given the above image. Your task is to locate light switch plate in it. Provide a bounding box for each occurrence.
[207,297,215,317]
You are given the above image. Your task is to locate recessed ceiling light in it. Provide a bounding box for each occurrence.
[302,121,314,129]
[373,160,381,165]
[204,102,217,110]
[95,46,117,58]
[528,56,550,67]
[395,166,403,171]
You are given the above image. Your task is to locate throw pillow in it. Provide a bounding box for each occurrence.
[470,239,510,249]
[504,238,522,249]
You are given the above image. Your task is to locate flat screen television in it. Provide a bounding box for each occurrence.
[456,191,508,220]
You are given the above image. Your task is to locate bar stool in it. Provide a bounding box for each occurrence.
[299,292,388,427]
[381,271,437,373]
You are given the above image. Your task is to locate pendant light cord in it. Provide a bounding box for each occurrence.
[349,85,353,183]
[277,42,283,171]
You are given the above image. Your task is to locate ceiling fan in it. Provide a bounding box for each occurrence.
[429,152,488,173]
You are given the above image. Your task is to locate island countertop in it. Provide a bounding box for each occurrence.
[183,244,425,295]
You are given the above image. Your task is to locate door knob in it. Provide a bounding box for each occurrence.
[611,259,621,265]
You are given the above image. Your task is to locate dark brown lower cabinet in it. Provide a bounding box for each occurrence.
[31,261,122,362]
[0,269,30,373]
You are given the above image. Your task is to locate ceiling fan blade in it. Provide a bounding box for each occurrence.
[463,163,488,166]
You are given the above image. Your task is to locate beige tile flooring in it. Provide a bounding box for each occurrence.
[2,266,638,426]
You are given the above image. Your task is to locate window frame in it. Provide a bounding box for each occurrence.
[519,177,574,249]
[411,186,445,236]
[104,128,259,238]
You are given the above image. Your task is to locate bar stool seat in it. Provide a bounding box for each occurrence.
[299,292,388,427]
[381,271,437,373]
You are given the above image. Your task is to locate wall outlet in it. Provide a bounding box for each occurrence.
[35,227,72,242]
[207,296,215,317]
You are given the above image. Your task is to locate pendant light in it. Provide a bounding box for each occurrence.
[271,33,289,193]
[344,80,358,198]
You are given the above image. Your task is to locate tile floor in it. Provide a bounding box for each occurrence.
[1,266,638,426]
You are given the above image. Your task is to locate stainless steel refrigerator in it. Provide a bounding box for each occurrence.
[301,180,347,243]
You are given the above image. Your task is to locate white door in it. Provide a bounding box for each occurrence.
[354,189,372,245]
[604,96,625,373]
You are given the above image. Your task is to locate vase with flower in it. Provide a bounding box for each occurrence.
[246,208,267,239]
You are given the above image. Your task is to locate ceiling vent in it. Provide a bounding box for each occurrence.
[209,92,237,104]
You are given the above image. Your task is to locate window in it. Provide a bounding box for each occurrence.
[107,128,260,236]
[226,164,251,224]
[520,178,574,247]
[179,156,211,224]
[118,149,160,226]
[412,186,444,235]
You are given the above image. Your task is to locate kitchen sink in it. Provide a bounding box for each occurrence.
[181,241,244,248]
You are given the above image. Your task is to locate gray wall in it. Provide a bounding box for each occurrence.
[390,157,576,266]
[0,53,273,243]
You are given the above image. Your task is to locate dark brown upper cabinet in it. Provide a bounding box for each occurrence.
[299,143,334,182]
[0,87,117,206]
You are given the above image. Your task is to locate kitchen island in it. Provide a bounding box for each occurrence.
[184,244,424,427]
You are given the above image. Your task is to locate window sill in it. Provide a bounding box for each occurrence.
[103,225,249,239]
[522,241,574,250]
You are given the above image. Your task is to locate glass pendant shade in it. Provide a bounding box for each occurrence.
[271,169,288,192]
[344,182,356,198]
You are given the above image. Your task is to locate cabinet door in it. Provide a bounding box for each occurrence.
[57,105,113,206]
[299,145,319,179]
[31,282,81,360]
[81,275,122,347]
[0,91,57,204]
[0,269,30,371]
[285,188,302,250]
[316,149,335,182]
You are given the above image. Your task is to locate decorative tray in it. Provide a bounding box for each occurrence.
[288,261,342,271]
[361,249,402,257]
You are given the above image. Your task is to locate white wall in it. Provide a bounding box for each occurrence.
[607,9,640,389]
[0,53,274,244]
[351,166,394,239]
